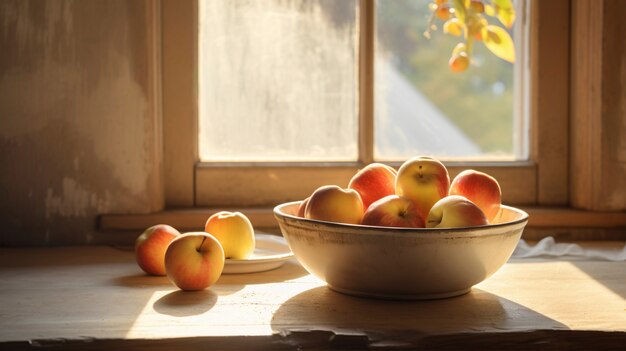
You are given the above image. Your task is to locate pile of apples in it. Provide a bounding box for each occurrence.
[298,156,502,229]
[134,211,256,291]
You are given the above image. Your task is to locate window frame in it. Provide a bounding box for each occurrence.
[161,0,569,209]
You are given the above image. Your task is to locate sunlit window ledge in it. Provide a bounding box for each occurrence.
[99,207,626,241]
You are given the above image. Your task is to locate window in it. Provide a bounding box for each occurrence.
[162,0,569,209]
[198,0,360,162]
[375,0,524,160]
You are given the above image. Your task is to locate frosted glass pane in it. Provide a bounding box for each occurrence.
[375,0,517,160]
[199,0,359,162]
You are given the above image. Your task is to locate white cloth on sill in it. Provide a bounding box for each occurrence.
[512,236,626,261]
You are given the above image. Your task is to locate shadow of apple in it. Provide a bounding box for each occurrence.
[153,289,218,317]
[111,273,172,288]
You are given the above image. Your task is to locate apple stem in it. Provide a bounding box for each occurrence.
[197,236,207,252]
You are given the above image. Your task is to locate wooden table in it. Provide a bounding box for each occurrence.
[1,244,625,350]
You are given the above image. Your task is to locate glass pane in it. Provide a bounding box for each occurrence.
[199,0,359,162]
[375,0,519,160]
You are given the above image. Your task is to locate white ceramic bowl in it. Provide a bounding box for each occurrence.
[274,201,528,300]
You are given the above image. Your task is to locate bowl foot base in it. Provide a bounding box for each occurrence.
[327,285,471,300]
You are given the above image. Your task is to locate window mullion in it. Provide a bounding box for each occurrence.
[358,0,375,165]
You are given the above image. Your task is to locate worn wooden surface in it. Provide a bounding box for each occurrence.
[1,245,625,349]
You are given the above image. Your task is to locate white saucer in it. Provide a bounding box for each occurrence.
[222,234,293,274]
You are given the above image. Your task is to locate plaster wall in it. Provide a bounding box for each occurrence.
[0,0,162,245]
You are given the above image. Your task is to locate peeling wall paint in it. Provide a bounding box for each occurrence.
[44,177,112,219]
[0,0,162,246]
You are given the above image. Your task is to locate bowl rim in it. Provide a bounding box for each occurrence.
[273,201,529,234]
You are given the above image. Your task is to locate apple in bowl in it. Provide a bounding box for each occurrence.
[395,156,450,221]
[304,185,364,225]
[348,163,397,209]
[426,195,488,228]
[449,169,502,223]
[362,195,424,228]
[296,197,310,218]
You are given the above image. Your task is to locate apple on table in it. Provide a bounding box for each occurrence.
[205,211,256,260]
[165,232,225,291]
[135,224,181,276]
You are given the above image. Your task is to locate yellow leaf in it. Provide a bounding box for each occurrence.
[452,0,467,22]
[443,18,465,37]
[484,4,496,17]
[493,0,514,9]
[497,8,515,28]
[493,0,515,28]
[481,25,515,63]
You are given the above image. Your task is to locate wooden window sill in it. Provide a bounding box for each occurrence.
[99,206,626,241]
[1,245,625,349]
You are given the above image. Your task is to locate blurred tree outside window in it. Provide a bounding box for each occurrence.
[375,0,518,160]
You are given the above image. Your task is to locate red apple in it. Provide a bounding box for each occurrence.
[205,211,255,259]
[297,197,310,218]
[361,195,425,228]
[425,195,488,228]
[165,232,225,291]
[348,163,397,209]
[305,185,364,224]
[395,156,450,221]
[135,224,181,276]
[449,169,502,223]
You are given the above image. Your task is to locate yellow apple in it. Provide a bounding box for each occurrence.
[135,224,181,276]
[426,195,488,228]
[305,185,364,224]
[204,211,255,259]
[361,195,424,228]
[449,169,502,223]
[164,232,225,291]
[348,163,397,209]
[395,156,450,221]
